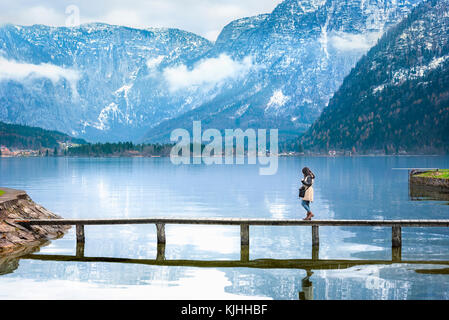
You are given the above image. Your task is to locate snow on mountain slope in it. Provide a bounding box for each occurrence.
[301,0,449,153]
[0,1,422,142]
[0,23,212,142]
[143,0,422,142]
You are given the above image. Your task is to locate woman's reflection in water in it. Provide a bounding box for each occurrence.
[298,270,314,300]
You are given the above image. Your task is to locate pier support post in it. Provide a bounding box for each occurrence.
[312,225,319,248]
[156,243,166,261]
[76,224,85,243]
[76,225,85,257]
[156,223,166,245]
[76,241,85,257]
[240,224,249,246]
[392,225,402,248]
[392,246,402,262]
[312,245,319,261]
[241,245,249,262]
[240,224,250,262]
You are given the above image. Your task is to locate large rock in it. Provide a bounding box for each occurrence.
[0,187,69,254]
[0,242,44,275]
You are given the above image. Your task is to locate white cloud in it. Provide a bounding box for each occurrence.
[329,32,382,51]
[146,55,165,69]
[163,54,254,91]
[204,29,222,43]
[13,5,65,26]
[0,56,80,96]
[100,9,142,28]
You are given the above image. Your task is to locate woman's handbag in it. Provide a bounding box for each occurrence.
[299,186,306,198]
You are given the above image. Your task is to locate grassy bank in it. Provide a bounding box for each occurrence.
[0,190,5,196]
[415,169,449,179]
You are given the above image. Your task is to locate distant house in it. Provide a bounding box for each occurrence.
[0,146,13,156]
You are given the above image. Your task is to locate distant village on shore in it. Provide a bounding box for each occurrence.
[3,143,401,158]
[0,142,79,157]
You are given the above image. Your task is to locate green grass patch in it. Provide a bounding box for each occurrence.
[415,169,449,179]
[0,190,5,196]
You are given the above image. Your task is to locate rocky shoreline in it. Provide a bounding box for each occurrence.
[0,188,70,254]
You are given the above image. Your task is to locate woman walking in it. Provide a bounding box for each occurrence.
[299,167,315,220]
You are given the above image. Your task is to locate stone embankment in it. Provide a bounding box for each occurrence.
[409,169,449,190]
[0,188,70,254]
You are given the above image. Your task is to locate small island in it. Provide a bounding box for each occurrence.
[414,169,449,180]
[409,169,449,191]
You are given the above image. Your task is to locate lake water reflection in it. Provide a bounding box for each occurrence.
[0,156,449,299]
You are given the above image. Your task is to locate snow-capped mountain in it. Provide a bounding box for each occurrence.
[0,0,422,142]
[301,0,449,153]
[144,0,423,142]
[0,23,212,141]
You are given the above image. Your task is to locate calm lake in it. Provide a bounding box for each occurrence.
[1,156,449,300]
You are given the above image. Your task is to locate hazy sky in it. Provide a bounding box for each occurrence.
[0,0,283,41]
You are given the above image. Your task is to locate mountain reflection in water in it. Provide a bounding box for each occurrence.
[1,156,449,299]
[3,242,449,300]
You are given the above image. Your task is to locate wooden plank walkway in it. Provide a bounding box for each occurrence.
[15,218,449,261]
[15,217,449,227]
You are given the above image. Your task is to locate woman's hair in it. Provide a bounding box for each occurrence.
[302,167,315,179]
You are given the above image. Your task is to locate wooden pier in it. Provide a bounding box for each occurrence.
[15,218,449,261]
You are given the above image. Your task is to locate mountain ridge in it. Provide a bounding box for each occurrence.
[301,0,449,154]
[0,120,87,151]
[0,0,422,143]
[143,0,422,142]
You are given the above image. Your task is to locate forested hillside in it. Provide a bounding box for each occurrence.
[302,0,449,154]
[0,121,86,150]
